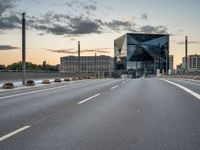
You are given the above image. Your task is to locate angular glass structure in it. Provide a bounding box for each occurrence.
[114,33,169,76]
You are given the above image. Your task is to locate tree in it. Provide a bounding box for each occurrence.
[0,65,6,70]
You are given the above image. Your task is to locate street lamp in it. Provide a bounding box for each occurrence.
[22,13,26,85]
[165,45,168,75]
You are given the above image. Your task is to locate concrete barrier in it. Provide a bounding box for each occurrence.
[0,72,77,81]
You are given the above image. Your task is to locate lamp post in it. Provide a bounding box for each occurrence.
[78,41,80,78]
[165,45,168,75]
[22,13,26,85]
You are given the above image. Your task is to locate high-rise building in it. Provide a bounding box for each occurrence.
[114,33,169,76]
[60,55,114,77]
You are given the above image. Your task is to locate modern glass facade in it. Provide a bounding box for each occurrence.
[114,33,169,76]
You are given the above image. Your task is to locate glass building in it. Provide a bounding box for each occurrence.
[114,33,169,76]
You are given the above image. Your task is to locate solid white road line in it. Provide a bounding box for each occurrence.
[0,126,30,142]
[78,93,101,104]
[110,85,119,90]
[0,82,89,100]
[161,79,200,100]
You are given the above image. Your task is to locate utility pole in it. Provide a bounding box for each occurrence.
[22,13,26,85]
[185,36,188,71]
[78,41,80,78]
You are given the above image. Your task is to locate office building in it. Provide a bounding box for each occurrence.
[114,33,169,76]
[60,55,114,77]
[182,54,200,71]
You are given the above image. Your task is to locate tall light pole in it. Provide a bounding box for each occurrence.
[185,36,188,71]
[78,41,80,78]
[165,45,168,75]
[95,53,97,78]
[22,13,26,85]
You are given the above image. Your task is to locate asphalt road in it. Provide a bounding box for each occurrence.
[0,78,200,150]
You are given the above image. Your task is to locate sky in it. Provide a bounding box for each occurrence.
[0,0,200,68]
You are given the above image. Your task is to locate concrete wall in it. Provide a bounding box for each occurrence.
[0,72,77,81]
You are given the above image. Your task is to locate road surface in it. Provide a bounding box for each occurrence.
[0,78,200,150]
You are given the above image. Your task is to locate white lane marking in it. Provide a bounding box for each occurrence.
[160,79,200,100]
[0,82,89,100]
[0,126,30,142]
[78,93,101,104]
[121,81,126,85]
[110,85,119,90]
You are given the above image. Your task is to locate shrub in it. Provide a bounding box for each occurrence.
[26,80,35,86]
[64,78,71,81]
[193,76,200,80]
[2,82,14,89]
[42,79,50,84]
[72,77,77,81]
[54,78,62,82]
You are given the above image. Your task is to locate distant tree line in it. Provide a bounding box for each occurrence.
[0,62,60,72]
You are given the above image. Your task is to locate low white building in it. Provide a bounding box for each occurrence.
[60,55,114,77]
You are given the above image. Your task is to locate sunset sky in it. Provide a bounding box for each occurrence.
[0,0,200,67]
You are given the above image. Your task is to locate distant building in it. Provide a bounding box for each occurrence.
[60,55,114,77]
[182,54,200,71]
[169,55,174,71]
[114,33,169,76]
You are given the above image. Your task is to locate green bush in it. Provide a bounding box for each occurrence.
[193,76,200,80]
[42,79,50,84]
[64,78,71,81]
[54,78,62,82]
[72,77,77,81]
[26,80,35,86]
[2,82,14,89]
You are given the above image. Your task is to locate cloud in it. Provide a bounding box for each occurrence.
[46,47,112,54]
[0,45,19,50]
[0,14,21,30]
[104,20,136,32]
[139,25,168,34]
[82,4,97,11]
[28,13,102,35]
[0,0,15,16]
[46,48,77,54]
[177,40,200,45]
[141,13,148,20]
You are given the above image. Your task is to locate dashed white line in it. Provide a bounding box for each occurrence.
[78,93,101,104]
[0,126,31,142]
[160,79,200,100]
[110,85,119,90]
[0,82,89,100]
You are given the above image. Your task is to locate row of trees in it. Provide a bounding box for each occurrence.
[0,62,60,72]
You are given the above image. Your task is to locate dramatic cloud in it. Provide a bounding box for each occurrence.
[46,47,112,54]
[28,13,102,35]
[0,45,19,50]
[0,1,168,36]
[140,25,168,34]
[141,13,148,20]
[177,40,200,45]
[104,20,136,32]
[0,0,15,16]
[0,14,21,30]
[46,48,77,54]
